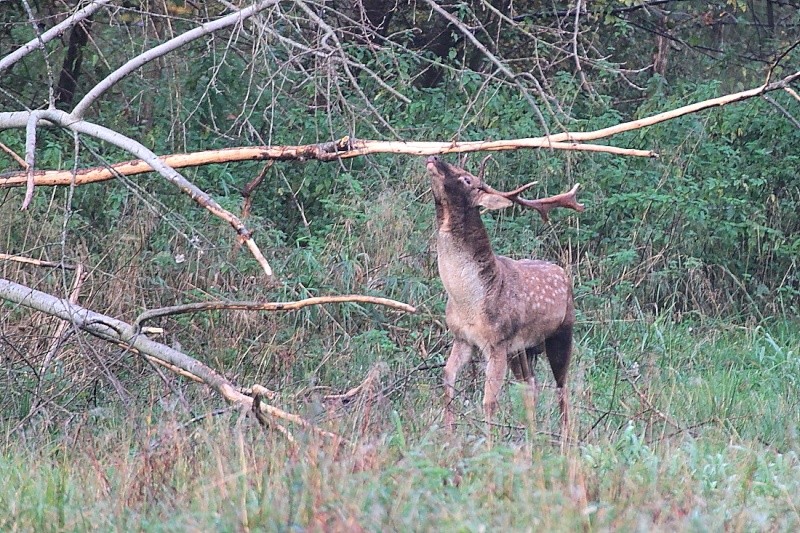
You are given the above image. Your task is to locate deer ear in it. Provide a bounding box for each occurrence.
[475,191,513,210]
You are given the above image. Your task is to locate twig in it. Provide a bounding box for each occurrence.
[623,374,681,430]
[571,0,592,95]
[0,253,76,269]
[321,363,385,403]
[253,393,296,445]
[0,142,27,168]
[763,94,800,129]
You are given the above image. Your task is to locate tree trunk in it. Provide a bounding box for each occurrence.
[55,19,91,108]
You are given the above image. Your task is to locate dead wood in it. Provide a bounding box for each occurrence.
[2,66,798,191]
[0,277,349,444]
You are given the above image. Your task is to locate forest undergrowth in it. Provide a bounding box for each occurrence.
[1,315,798,531]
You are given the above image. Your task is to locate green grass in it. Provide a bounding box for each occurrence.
[2,318,798,532]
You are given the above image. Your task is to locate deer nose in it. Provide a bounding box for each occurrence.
[427,155,439,164]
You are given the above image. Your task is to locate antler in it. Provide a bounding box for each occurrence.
[482,182,585,223]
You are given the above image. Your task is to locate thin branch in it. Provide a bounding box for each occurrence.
[22,112,38,210]
[0,1,111,74]
[0,142,27,169]
[571,0,592,94]
[72,0,279,117]
[763,94,800,129]
[0,253,76,269]
[134,295,417,328]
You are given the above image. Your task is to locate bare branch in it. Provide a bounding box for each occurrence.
[134,295,416,329]
[763,94,800,129]
[22,112,38,209]
[0,142,27,168]
[0,253,76,269]
[0,109,273,276]
[0,0,111,74]
[0,277,341,442]
[72,0,280,117]
[554,68,800,144]
[0,140,655,188]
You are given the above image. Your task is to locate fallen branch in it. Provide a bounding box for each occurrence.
[0,277,340,443]
[0,253,77,269]
[2,64,796,190]
[0,109,273,276]
[0,139,653,188]
[134,295,416,328]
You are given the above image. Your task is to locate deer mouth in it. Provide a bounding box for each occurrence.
[426,156,446,178]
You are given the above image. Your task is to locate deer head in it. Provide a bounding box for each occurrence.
[426,155,584,435]
[427,155,584,224]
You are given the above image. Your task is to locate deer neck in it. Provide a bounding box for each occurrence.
[435,201,500,306]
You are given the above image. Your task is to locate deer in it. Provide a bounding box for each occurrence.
[426,155,584,434]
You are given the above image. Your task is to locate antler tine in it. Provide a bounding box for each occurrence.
[477,154,494,180]
[514,183,585,223]
[483,182,584,222]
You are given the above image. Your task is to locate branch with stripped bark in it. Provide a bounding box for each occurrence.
[0,137,651,188]
[2,67,797,190]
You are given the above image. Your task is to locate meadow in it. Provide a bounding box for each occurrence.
[2,312,798,531]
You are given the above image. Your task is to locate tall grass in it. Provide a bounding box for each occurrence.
[1,316,799,531]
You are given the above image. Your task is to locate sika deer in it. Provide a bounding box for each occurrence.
[426,156,584,432]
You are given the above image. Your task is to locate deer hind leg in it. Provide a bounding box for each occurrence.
[545,324,573,429]
[443,339,473,430]
[509,352,526,381]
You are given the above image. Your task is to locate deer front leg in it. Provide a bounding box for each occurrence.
[482,347,508,425]
[443,339,473,431]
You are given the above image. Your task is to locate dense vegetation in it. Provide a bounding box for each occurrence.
[1,1,799,530]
